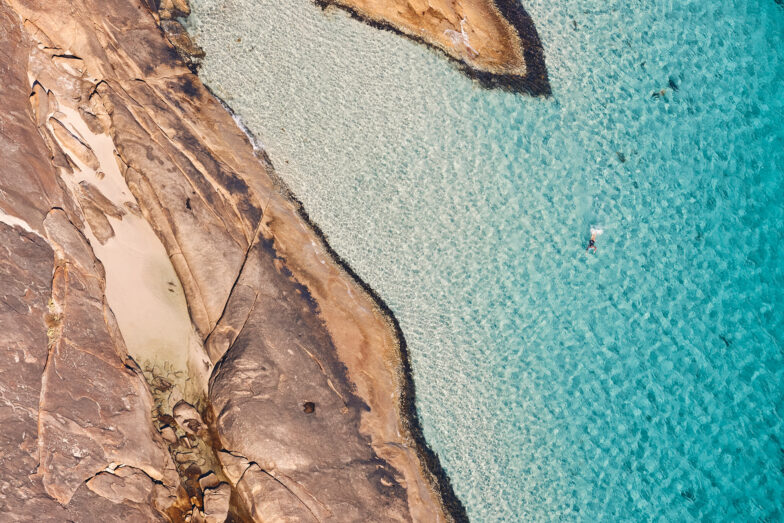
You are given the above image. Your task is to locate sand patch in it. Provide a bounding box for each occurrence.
[47,104,211,404]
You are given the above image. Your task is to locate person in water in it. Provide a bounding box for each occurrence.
[586,231,598,253]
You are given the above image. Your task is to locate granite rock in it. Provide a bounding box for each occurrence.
[202,483,231,523]
[316,0,550,94]
[0,0,464,520]
[173,400,205,435]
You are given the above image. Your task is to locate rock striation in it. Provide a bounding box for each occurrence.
[0,0,466,521]
[314,0,550,95]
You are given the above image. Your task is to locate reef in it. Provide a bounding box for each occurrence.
[314,0,550,96]
[0,0,466,520]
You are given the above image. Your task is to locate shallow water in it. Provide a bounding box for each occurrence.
[186,0,784,520]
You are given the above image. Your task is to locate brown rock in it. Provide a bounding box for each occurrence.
[78,196,116,243]
[198,472,221,490]
[52,55,86,77]
[79,106,108,134]
[0,5,182,519]
[39,209,179,505]
[160,425,178,444]
[216,450,251,485]
[173,400,205,435]
[0,0,465,520]
[159,0,191,18]
[190,508,207,523]
[74,181,127,244]
[202,483,231,523]
[160,19,206,61]
[207,241,413,521]
[78,181,126,220]
[86,466,156,505]
[234,464,318,523]
[317,0,550,94]
[49,117,101,170]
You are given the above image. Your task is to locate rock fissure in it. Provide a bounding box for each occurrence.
[25,48,226,517]
[125,81,258,242]
[203,222,266,348]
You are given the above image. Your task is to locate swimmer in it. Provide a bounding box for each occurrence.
[586,232,597,253]
[586,227,603,253]
[651,88,667,99]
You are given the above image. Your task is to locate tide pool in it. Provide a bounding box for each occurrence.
[186,0,784,520]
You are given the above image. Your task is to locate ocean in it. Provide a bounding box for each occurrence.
[185,0,784,520]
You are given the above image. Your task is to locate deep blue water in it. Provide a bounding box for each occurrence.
[187,0,784,519]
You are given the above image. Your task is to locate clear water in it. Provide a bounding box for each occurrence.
[186,0,784,520]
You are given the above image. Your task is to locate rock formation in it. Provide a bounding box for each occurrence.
[0,0,467,521]
[315,0,550,95]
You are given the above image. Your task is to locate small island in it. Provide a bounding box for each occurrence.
[316,0,550,95]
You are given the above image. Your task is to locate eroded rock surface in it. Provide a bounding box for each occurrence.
[0,0,465,521]
[40,209,180,505]
[0,4,181,520]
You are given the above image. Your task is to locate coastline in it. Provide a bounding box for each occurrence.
[206,86,470,522]
[313,0,550,96]
[285,185,471,523]
[0,0,469,518]
[4,0,782,520]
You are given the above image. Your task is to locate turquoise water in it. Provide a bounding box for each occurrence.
[186,0,784,520]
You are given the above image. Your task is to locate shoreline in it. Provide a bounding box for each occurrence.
[313,0,550,96]
[205,86,470,522]
[288,189,471,523]
[1,0,472,517]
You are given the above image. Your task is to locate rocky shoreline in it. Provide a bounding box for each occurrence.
[198,80,472,517]
[0,0,471,520]
[313,0,550,96]
[281,191,470,523]
[168,3,473,518]
[204,88,470,523]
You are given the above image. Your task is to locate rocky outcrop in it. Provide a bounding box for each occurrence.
[149,0,205,72]
[205,237,411,521]
[0,0,465,521]
[315,0,550,95]
[0,4,182,519]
